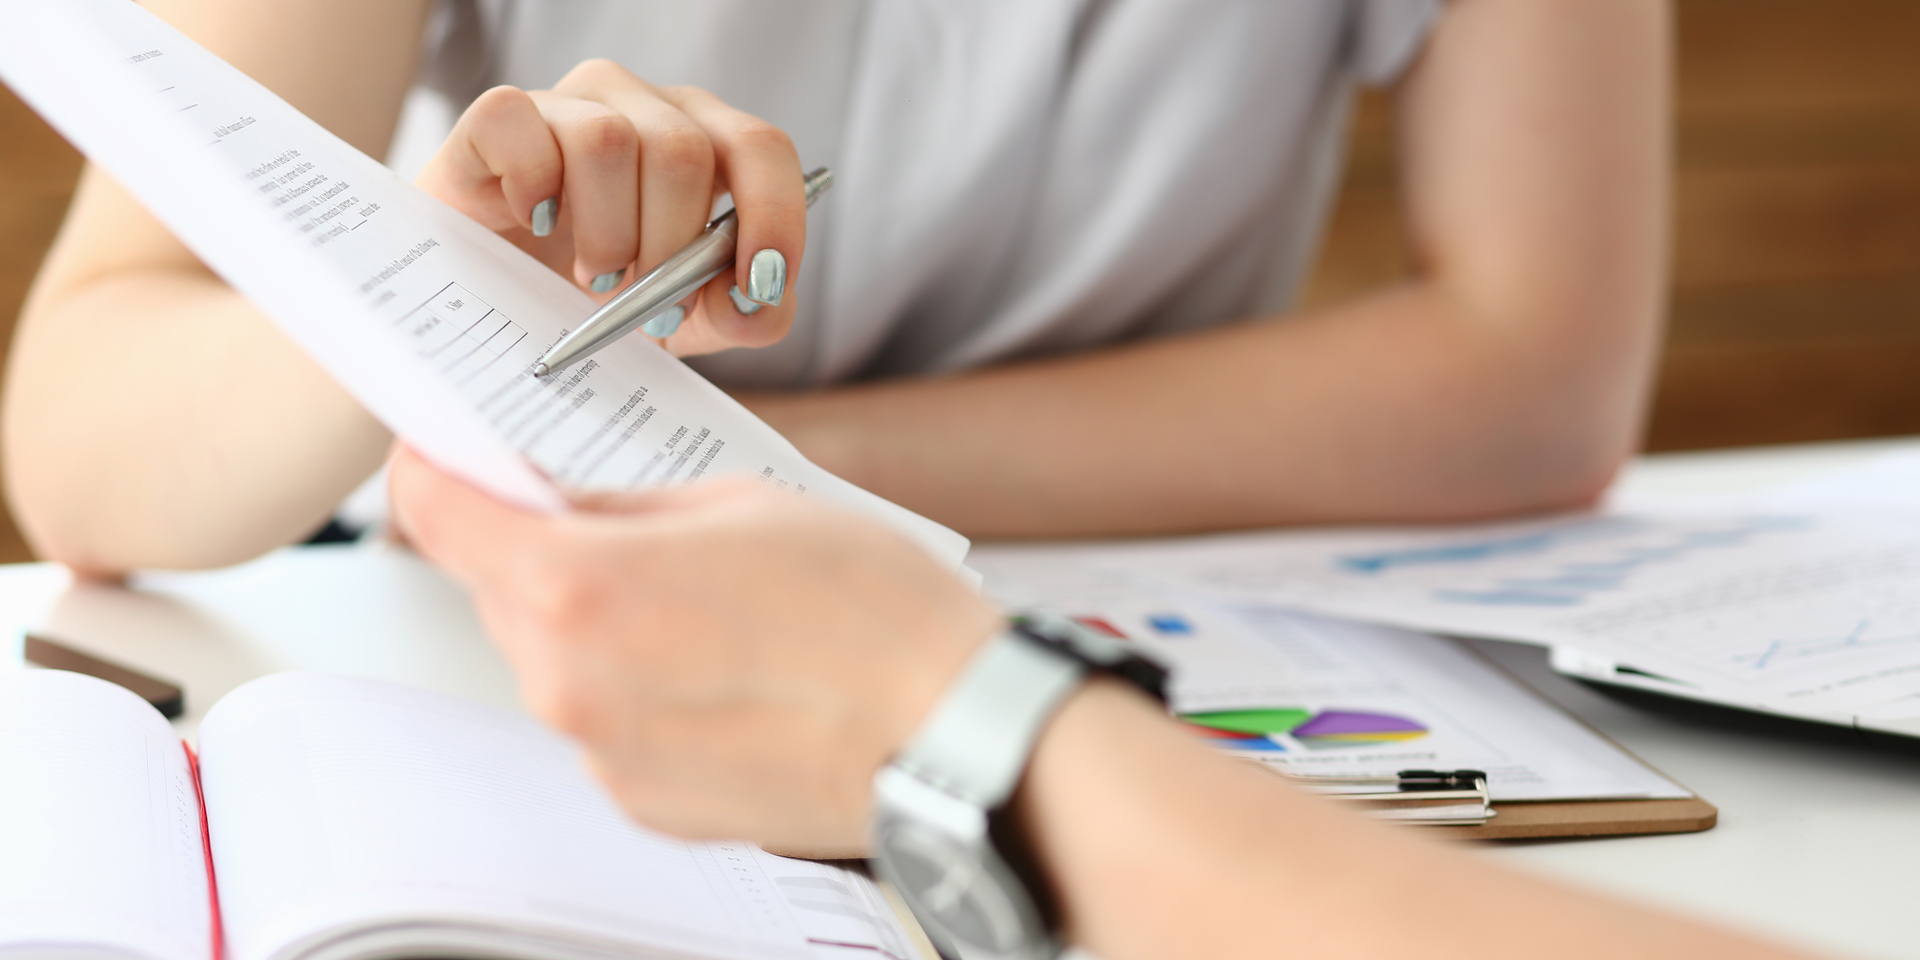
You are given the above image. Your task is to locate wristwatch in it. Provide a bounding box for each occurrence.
[869,615,1168,960]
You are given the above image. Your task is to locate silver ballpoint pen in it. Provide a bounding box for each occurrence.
[531,166,833,379]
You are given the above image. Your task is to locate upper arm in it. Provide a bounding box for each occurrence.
[1391,0,1670,335]
[31,0,434,302]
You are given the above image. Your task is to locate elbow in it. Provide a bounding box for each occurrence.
[1450,246,1663,517]
[1487,333,1655,516]
[1443,402,1637,522]
[4,445,330,573]
[1418,288,1659,521]
[5,511,121,583]
[4,451,131,579]
[4,476,320,577]
[2,414,100,578]
[1521,432,1633,514]
[0,397,278,577]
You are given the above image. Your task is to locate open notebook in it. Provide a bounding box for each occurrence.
[0,670,921,960]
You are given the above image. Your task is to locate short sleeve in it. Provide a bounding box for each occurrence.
[1350,0,1443,86]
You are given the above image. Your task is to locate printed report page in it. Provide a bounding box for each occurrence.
[970,548,1692,802]
[1070,512,1920,721]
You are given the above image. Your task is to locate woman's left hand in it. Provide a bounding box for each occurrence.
[414,60,807,357]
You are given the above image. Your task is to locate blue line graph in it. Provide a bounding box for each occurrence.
[1433,588,1584,606]
[1335,518,1635,574]
[1329,515,1812,609]
[1733,620,1920,671]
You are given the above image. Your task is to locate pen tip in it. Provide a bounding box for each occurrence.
[530,362,549,379]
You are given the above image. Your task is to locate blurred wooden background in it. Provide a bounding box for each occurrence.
[1,0,1918,565]
[1306,0,1920,451]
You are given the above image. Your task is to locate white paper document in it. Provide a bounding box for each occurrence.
[1044,510,1920,730]
[0,0,965,565]
[970,550,1691,802]
[1742,449,1920,514]
[1612,447,1920,516]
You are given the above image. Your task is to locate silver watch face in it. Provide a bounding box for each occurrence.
[873,815,1050,960]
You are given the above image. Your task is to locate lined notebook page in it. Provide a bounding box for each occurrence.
[0,670,210,960]
[196,673,911,960]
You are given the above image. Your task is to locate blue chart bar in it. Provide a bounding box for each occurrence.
[1327,515,1814,610]
[1335,518,1635,574]
[1147,614,1194,635]
[1434,589,1583,607]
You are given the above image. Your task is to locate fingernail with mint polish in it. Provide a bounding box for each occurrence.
[591,270,624,294]
[641,305,686,339]
[531,197,558,237]
[728,284,763,316]
[746,249,786,306]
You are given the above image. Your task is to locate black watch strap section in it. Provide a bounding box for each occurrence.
[1009,615,1170,705]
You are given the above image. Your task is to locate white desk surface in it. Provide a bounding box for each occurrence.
[3,436,1918,960]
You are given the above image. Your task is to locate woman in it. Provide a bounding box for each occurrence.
[6,0,1666,573]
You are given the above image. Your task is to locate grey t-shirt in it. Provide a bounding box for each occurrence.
[389,0,1440,389]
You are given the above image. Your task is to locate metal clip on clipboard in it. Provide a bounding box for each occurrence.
[1280,768,1494,826]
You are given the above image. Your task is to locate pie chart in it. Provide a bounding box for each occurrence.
[1181,708,1310,752]
[1181,708,1427,752]
[1289,710,1428,749]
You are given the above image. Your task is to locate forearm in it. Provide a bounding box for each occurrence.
[6,220,388,572]
[750,0,1666,540]
[1,0,429,572]
[1021,682,1812,960]
[753,280,1652,538]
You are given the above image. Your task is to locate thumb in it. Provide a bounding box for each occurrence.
[389,446,550,585]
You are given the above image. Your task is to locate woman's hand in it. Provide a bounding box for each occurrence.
[388,447,1001,854]
[415,59,806,357]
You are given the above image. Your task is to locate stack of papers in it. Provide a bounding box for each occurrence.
[974,452,1920,739]
[971,552,1692,804]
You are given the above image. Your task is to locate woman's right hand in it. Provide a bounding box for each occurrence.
[388,446,1001,856]
[415,59,807,358]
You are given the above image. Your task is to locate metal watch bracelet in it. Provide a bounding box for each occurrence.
[868,615,1167,960]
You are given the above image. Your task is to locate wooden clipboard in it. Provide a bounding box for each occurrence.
[1437,795,1717,840]
[1431,642,1719,841]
